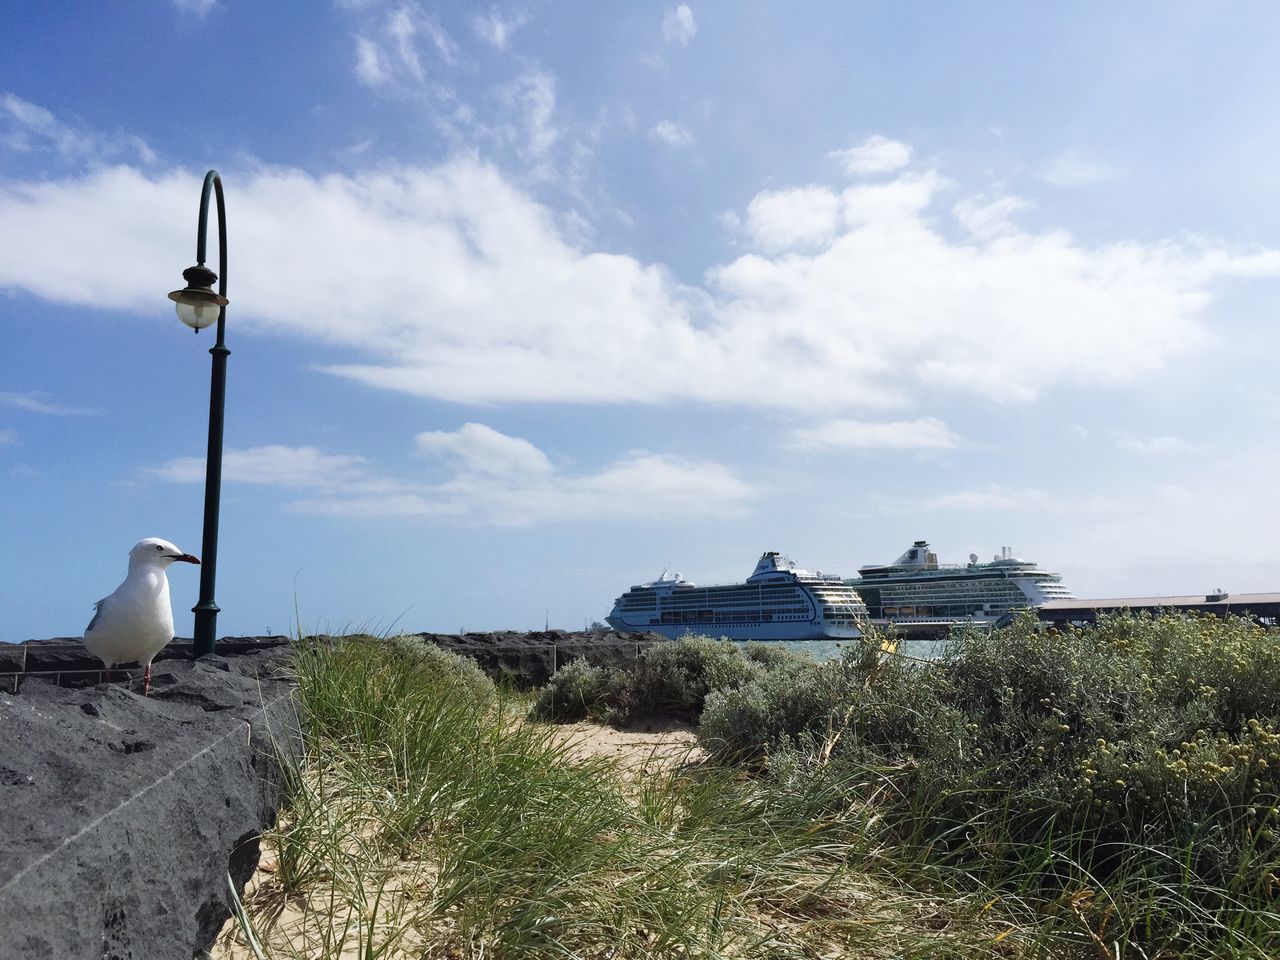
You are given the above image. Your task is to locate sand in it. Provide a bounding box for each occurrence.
[211,717,703,959]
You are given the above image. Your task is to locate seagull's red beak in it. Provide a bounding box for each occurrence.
[175,553,201,564]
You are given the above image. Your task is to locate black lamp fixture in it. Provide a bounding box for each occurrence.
[167,170,229,658]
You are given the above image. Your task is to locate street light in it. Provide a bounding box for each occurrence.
[168,169,229,658]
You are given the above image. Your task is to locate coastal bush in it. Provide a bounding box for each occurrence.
[766,611,1280,955]
[529,636,824,728]
[528,656,616,722]
[604,635,765,723]
[699,655,841,760]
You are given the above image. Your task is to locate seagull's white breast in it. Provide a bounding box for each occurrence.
[84,567,176,667]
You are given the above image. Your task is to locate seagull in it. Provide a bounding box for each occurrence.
[84,537,200,696]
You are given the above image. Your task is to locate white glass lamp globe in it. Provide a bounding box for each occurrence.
[174,298,222,331]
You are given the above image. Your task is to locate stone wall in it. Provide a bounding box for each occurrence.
[0,646,297,960]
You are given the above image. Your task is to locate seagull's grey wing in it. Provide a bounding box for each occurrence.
[87,597,107,633]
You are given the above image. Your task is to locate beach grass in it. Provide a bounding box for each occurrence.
[220,635,1013,958]
[221,615,1280,958]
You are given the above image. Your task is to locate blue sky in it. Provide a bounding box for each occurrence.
[3,2,1280,641]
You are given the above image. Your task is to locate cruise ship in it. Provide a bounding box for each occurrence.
[848,540,1075,635]
[606,551,868,641]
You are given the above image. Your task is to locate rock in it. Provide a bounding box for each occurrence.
[403,629,670,686]
[0,645,298,960]
[1,635,292,690]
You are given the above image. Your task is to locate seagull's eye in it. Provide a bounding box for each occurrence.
[155,545,164,551]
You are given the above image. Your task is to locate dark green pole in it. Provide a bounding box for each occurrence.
[191,171,229,658]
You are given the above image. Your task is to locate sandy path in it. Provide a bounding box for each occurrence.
[211,718,704,959]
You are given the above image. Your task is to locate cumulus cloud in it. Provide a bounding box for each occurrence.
[662,5,697,45]
[830,135,912,176]
[790,417,962,451]
[416,422,553,476]
[2,123,1278,414]
[146,426,753,526]
[651,120,693,147]
[743,186,840,253]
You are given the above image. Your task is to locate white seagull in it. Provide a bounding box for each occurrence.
[84,537,200,696]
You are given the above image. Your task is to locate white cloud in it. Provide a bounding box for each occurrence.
[1116,436,1191,454]
[172,0,216,16]
[501,71,559,158]
[952,193,1034,241]
[146,446,372,489]
[388,7,425,83]
[474,11,527,50]
[876,485,1055,514]
[1041,149,1120,187]
[1,94,154,164]
[662,5,697,46]
[651,120,693,147]
[349,7,455,90]
[0,428,16,446]
[829,135,912,176]
[743,186,839,253]
[354,35,391,86]
[146,427,754,526]
[791,417,962,451]
[2,128,1278,414]
[0,391,97,415]
[416,422,552,476]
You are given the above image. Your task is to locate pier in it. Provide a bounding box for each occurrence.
[1037,591,1280,627]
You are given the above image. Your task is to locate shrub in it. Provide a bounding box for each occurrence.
[529,657,616,722]
[699,656,840,760]
[788,612,1280,953]
[529,636,790,728]
[612,636,762,723]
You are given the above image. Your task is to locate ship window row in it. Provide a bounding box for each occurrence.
[877,583,1024,601]
[663,597,811,608]
[664,605,812,616]
[658,610,807,624]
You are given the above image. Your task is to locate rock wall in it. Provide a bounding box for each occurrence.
[0,646,297,960]
[407,629,671,686]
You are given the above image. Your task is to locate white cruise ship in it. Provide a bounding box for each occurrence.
[848,540,1075,634]
[606,551,867,641]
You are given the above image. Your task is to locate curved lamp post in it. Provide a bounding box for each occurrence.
[167,170,229,658]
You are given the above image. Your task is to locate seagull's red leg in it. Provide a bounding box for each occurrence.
[142,665,151,697]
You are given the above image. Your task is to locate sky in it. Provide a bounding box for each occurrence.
[3,2,1280,642]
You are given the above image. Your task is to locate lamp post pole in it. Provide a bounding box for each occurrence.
[168,170,229,658]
